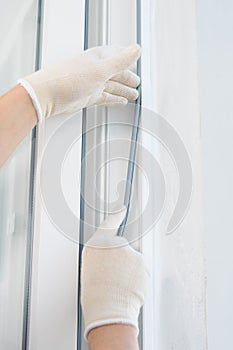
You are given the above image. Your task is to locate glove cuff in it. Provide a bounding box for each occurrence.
[18,79,44,123]
[82,281,143,341]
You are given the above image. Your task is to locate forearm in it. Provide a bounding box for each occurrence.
[88,324,139,350]
[0,85,37,167]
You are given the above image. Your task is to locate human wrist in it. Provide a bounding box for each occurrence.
[88,324,139,350]
[14,84,38,126]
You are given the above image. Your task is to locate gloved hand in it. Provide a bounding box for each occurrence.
[81,208,149,341]
[18,44,141,123]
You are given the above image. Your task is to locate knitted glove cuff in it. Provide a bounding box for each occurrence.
[18,79,44,123]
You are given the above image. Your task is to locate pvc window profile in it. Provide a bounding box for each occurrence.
[77,0,142,348]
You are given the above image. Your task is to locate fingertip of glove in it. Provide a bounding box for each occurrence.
[102,206,127,229]
[128,43,141,57]
[120,97,128,105]
[105,44,141,76]
[122,44,141,63]
[84,207,128,248]
[131,89,139,101]
[114,97,128,106]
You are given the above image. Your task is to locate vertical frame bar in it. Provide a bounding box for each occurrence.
[77,1,89,348]
[77,1,141,348]
[78,1,111,348]
[22,1,44,349]
[117,16,142,235]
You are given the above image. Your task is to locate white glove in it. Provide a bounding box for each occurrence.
[81,208,149,341]
[18,44,141,123]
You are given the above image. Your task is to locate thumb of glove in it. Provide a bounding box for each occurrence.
[103,44,141,78]
[86,207,127,248]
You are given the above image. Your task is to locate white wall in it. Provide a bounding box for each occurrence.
[141,0,207,348]
[196,0,233,348]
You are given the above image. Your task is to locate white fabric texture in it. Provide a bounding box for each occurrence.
[18,44,141,122]
[18,79,44,123]
[81,208,149,341]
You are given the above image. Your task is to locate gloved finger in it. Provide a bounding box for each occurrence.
[99,207,127,231]
[87,207,127,248]
[103,44,141,77]
[86,207,128,248]
[104,81,139,101]
[96,92,128,106]
[111,69,140,88]
[85,45,124,60]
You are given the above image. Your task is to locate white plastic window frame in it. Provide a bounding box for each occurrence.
[28,1,146,349]
[0,1,42,349]
[28,1,208,350]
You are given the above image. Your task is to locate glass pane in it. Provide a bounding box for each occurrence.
[0,1,38,348]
